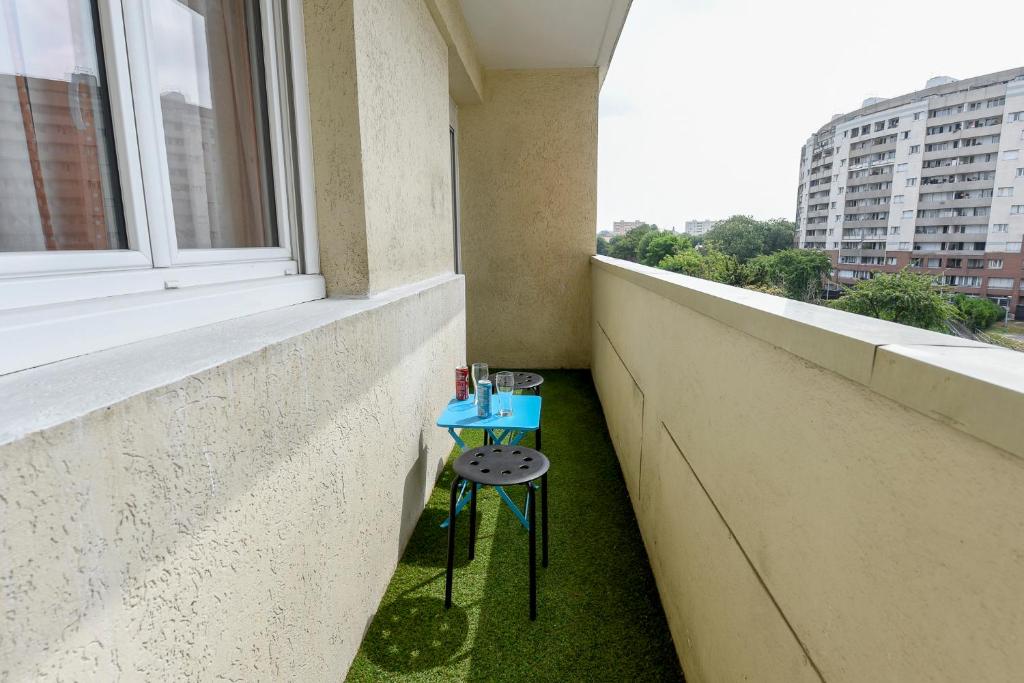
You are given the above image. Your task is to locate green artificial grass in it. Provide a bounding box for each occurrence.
[346,370,683,682]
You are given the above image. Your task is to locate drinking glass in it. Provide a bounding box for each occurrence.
[471,362,489,413]
[471,362,489,396]
[495,371,514,417]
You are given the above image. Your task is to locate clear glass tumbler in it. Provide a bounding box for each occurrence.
[495,371,514,417]
[471,362,489,410]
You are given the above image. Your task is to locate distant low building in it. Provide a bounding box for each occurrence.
[597,230,613,239]
[684,219,716,237]
[613,219,646,235]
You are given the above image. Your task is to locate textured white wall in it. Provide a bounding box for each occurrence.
[0,277,465,680]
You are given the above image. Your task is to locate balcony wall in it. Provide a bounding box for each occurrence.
[459,69,598,368]
[591,256,1024,682]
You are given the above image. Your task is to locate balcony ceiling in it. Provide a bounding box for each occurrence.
[459,0,631,84]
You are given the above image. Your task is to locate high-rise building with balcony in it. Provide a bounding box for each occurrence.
[796,68,1024,317]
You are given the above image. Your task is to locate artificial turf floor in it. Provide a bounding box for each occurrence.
[346,370,683,682]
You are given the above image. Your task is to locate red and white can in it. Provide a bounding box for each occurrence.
[455,366,469,400]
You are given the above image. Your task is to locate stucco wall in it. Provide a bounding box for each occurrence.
[0,276,465,680]
[304,0,455,295]
[459,69,599,368]
[592,256,1024,683]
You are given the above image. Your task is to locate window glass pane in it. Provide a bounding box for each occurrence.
[0,0,127,252]
[150,0,278,249]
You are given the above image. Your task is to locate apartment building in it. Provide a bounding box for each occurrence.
[613,218,646,235]
[795,68,1024,318]
[684,218,716,237]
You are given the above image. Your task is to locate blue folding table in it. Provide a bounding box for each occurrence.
[436,393,542,528]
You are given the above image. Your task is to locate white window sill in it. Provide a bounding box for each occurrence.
[0,272,462,445]
[0,274,326,376]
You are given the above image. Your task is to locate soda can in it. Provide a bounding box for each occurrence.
[476,380,492,418]
[455,366,469,401]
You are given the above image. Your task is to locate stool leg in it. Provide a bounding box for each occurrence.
[528,482,537,620]
[541,472,549,568]
[535,426,541,451]
[445,476,460,609]
[469,482,478,560]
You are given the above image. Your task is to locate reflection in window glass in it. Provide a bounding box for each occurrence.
[150,0,278,249]
[0,0,126,252]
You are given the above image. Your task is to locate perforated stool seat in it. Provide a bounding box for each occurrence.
[488,371,544,395]
[445,445,550,620]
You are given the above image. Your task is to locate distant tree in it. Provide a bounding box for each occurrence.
[640,232,692,267]
[596,236,609,255]
[703,215,796,263]
[741,249,832,302]
[658,245,739,284]
[829,270,959,331]
[953,294,1004,331]
[607,224,657,262]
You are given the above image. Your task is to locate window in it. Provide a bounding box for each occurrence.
[998,187,1015,197]
[1009,112,1024,122]
[1017,168,1024,177]
[1011,207,1024,216]
[886,257,898,265]
[988,259,1004,269]
[993,223,1010,231]
[913,112,922,121]
[892,195,904,204]
[926,258,940,267]
[906,177,917,187]
[902,210,914,219]
[0,0,321,373]
[909,145,920,154]
[988,278,1014,289]
[899,242,911,250]
[1004,150,1020,161]
[889,226,900,235]
[896,163,908,172]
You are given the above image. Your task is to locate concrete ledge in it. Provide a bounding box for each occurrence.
[592,256,1024,460]
[0,273,464,446]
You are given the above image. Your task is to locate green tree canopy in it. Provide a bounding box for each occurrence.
[596,236,609,255]
[952,294,1004,331]
[606,224,657,262]
[658,246,739,285]
[703,215,796,263]
[639,231,692,267]
[829,270,959,331]
[741,249,832,302]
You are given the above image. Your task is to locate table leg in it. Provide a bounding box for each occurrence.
[445,475,461,609]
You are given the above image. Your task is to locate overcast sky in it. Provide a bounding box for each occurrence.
[597,0,1024,233]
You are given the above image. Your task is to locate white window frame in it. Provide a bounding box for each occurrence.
[0,0,323,375]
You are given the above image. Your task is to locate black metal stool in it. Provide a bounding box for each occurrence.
[445,445,549,620]
[486,371,544,449]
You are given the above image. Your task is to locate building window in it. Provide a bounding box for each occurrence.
[909,145,920,154]
[902,210,914,219]
[906,177,917,187]
[889,226,900,235]
[988,278,1014,289]
[913,112,922,121]
[896,163,908,172]
[1009,112,1024,122]
[1010,207,1024,216]
[1004,150,1020,161]
[998,187,1015,197]
[988,259,1004,269]
[926,257,940,267]
[993,223,1010,231]
[0,0,320,374]
[1017,168,1024,177]
[893,195,904,204]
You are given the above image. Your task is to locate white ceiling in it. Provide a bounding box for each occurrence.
[459,0,631,82]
